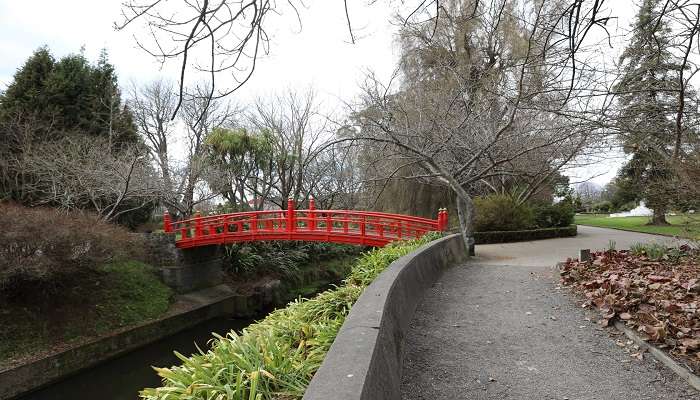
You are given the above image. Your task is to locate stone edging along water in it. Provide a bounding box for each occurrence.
[303,233,468,400]
[0,267,331,400]
[0,285,244,400]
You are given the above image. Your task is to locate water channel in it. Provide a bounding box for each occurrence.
[17,316,254,400]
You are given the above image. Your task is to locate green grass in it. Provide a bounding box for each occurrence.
[99,261,174,327]
[0,261,173,366]
[575,214,700,239]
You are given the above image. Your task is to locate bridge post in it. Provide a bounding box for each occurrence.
[309,197,316,231]
[194,211,203,239]
[438,208,448,231]
[251,213,258,234]
[287,198,295,232]
[163,211,172,233]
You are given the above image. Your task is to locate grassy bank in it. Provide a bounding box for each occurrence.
[140,233,442,400]
[0,261,173,369]
[575,214,700,239]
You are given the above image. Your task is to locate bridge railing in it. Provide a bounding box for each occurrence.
[163,198,448,248]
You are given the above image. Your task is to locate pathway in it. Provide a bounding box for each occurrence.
[401,226,697,399]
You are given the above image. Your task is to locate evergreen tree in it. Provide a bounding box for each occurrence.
[0,47,145,224]
[0,47,55,142]
[0,47,138,146]
[615,0,685,224]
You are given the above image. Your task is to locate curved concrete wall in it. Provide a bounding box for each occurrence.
[303,233,468,400]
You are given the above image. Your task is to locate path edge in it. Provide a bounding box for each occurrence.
[613,320,700,392]
[302,233,468,400]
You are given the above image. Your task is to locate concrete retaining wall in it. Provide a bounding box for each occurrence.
[303,233,468,400]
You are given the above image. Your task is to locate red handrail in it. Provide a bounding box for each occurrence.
[163,200,448,249]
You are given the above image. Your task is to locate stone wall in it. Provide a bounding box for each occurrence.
[141,233,223,293]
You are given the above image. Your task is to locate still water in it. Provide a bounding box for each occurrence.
[17,317,253,400]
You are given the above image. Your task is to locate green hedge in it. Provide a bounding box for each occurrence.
[139,232,443,400]
[474,194,534,231]
[474,225,577,244]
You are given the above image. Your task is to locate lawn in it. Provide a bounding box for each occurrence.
[575,214,700,239]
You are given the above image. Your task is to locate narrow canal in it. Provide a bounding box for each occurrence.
[17,317,253,400]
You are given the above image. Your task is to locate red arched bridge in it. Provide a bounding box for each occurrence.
[163,198,448,248]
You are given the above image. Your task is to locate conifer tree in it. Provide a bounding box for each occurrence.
[615,0,685,224]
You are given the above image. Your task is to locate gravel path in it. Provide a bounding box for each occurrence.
[401,227,698,399]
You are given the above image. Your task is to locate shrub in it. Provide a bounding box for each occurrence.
[474,194,534,232]
[223,241,360,278]
[617,201,637,212]
[0,203,144,296]
[532,201,575,228]
[474,225,577,244]
[591,200,613,213]
[140,232,442,400]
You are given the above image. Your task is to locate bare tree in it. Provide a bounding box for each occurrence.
[0,111,58,202]
[246,89,330,208]
[128,80,237,217]
[15,136,157,222]
[176,84,237,215]
[351,0,603,252]
[115,1,612,117]
[303,138,365,209]
[115,0,306,117]
[128,80,179,212]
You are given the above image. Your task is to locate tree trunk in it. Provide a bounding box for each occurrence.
[455,192,476,257]
[650,206,669,225]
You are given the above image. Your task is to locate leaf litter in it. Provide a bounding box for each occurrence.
[560,246,700,373]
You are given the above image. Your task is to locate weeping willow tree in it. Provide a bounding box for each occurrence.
[353,0,601,253]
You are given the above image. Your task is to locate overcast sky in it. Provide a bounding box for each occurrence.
[0,0,640,187]
[0,1,398,105]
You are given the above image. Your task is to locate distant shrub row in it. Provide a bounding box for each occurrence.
[473,194,575,232]
[139,232,443,400]
[474,225,578,244]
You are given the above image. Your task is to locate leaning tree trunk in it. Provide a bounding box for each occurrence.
[455,192,476,257]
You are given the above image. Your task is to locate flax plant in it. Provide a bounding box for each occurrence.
[140,232,442,400]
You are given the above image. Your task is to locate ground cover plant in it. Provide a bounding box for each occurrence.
[224,241,361,280]
[222,241,364,298]
[0,260,173,369]
[139,232,442,400]
[575,214,700,239]
[560,243,700,373]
